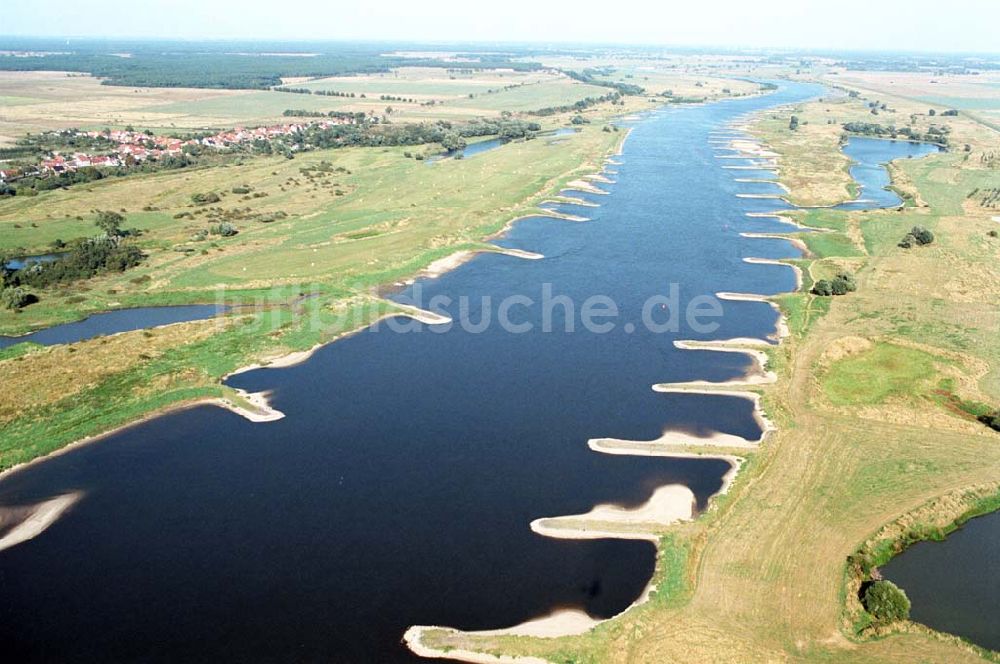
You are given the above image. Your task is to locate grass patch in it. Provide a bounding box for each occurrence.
[822,342,936,406]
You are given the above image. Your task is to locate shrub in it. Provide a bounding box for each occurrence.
[813,273,855,297]
[95,210,125,236]
[910,226,934,245]
[978,409,1000,431]
[191,192,221,205]
[2,286,37,309]
[862,580,911,626]
[209,222,238,237]
[830,272,857,295]
[813,279,833,296]
[231,186,251,195]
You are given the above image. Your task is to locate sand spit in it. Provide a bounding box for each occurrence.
[740,232,809,254]
[420,247,543,280]
[584,173,615,185]
[216,388,285,423]
[540,196,600,208]
[722,165,778,172]
[530,484,695,542]
[672,339,776,384]
[605,158,623,166]
[403,628,549,664]
[735,193,784,200]
[564,180,609,195]
[536,210,590,223]
[742,257,803,291]
[0,492,82,553]
[589,438,744,496]
[717,291,772,303]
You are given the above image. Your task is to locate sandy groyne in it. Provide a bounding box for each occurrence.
[0,492,82,553]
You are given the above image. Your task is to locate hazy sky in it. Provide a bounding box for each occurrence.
[4,0,998,53]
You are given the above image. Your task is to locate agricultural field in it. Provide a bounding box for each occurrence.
[829,70,1000,125]
[0,67,656,141]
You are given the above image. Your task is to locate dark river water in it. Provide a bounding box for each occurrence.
[3,81,974,662]
[882,511,1000,651]
[0,305,224,350]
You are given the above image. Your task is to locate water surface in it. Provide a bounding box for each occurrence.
[882,512,1000,651]
[1,82,826,662]
[0,305,224,350]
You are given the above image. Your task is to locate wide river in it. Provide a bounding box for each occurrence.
[0,81,942,662]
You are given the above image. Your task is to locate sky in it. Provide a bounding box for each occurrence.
[3,0,998,54]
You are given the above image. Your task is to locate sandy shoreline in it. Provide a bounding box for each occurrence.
[419,246,544,281]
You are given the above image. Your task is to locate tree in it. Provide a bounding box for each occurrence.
[789,115,800,131]
[813,279,833,296]
[863,580,911,626]
[95,210,125,236]
[830,273,857,295]
[440,132,467,152]
[928,109,936,116]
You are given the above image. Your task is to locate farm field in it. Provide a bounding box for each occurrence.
[828,70,1000,127]
[0,67,622,142]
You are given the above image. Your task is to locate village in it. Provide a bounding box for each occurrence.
[0,116,358,183]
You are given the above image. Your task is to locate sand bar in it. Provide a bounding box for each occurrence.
[530,484,695,542]
[0,492,82,553]
[564,180,609,195]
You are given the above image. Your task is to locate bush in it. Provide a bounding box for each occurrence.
[191,192,221,205]
[813,279,833,296]
[978,409,1000,431]
[209,222,238,237]
[862,580,911,626]
[813,273,856,297]
[231,186,251,195]
[1,286,37,309]
[899,226,934,248]
[910,226,934,245]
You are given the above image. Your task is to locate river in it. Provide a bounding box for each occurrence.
[2,81,961,662]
